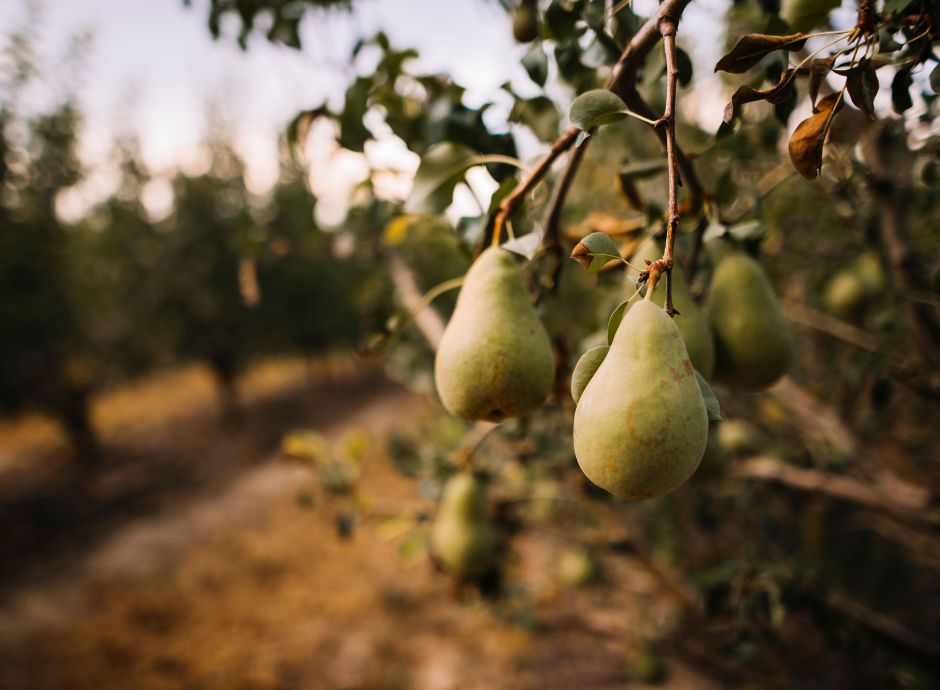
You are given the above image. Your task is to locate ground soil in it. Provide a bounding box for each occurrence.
[0,356,716,690]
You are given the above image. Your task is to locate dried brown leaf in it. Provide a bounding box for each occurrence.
[809,57,835,108]
[715,33,809,74]
[723,69,797,125]
[788,93,843,180]
[846,61,879,119]
[570,241,593,270]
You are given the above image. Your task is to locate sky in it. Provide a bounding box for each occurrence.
[1,0,863,226]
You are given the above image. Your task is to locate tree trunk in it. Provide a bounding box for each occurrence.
[58,389,99,471]
[209,355,240,422]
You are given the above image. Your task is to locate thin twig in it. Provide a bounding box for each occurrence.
[538,135,591,294]
[657,15,680,317]
[734,456,940,527]
[487,126,580,252]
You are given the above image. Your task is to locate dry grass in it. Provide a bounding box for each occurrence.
[0,356,715,690]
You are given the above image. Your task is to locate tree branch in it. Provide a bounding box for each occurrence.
[658,15,680,317]
[734,456,939,527]
[487,126,580,252]
[384,250,445,350]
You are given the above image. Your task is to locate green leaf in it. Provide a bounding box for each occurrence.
[338,77,374,152]
[510,96,561,142]
[570,232,622,272]
[486,176,520,216]
[892,69,914,114]
[607,300,629,345]
[398,530,429,564]
[619,159,667,180]
[695,370,722,422]
[545,0,579,41]
[522,43,549,88]
[405,142,478,214]
[569,89,629,130]
[883,0,916,15]
[503,231,542,260]
[727,220,766,241]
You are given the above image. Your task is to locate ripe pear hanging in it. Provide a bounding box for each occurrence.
[431,473,497,577]
[708,250,793,391]
[573,300,709,500]
[435,246,554,421]
[628,238,715,379]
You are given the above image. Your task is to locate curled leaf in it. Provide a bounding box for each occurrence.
[570,231,622,272]
[808,57,835,108]
[845,61,879,119]
[788,93,843,180]
[715,32,809,74]
[723,68,797,125]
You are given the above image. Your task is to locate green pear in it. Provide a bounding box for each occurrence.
[512,0,539,43]
[708,251,793,391]
[435,246,554,421]
[573,300,709,500]
[854,250,885,295]
[557,546,599,588]
[628,239,715,379]
[716,418,763,456]
[571,344,609,404]
[823,270,867,318]
[431,473,497,577]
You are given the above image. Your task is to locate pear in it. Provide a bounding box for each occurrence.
[716,419,763,456]
[573,300,708,500]
[708,251,793,391]
[435,246,554,421]
[557,546,599,588]
[628,239,715,379]
[823,270,867,319]
[571,345,609,404]
[431,473,497,577]
[854,250,885,295]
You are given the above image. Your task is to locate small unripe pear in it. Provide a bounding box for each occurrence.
[435,247,554,421]
[823,270,866,318]
[628,239,715,379]
[571,344,608,404]
[708,251,793,391]
[431,473,497,578]
[573,300,709,499]
[854,250,885,295]
[557,546,599,588]
[716,419,763,456]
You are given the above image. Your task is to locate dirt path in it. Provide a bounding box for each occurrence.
[0,358,718,690]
